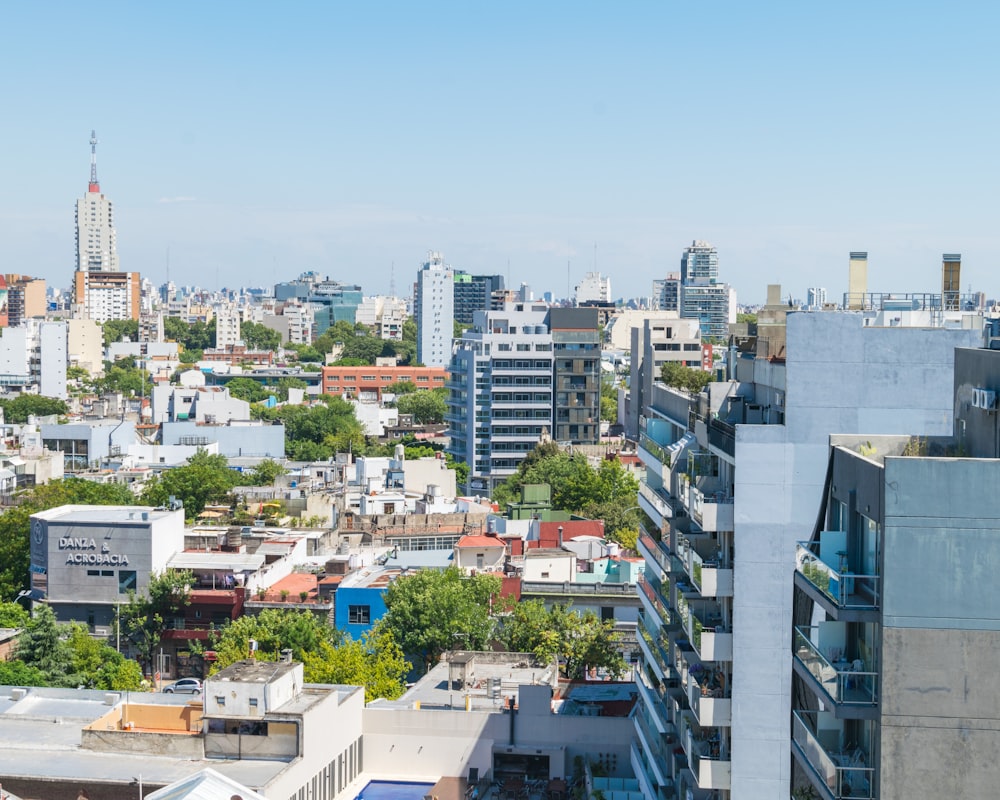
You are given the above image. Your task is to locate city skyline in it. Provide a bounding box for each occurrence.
[3,2,1000,303]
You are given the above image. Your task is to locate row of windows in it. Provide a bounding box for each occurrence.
[290,735,362,800]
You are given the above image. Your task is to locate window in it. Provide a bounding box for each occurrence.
[119,570,137,593]
[215,696,226,706]
[348,605,371,625]
[601,606,614,622]
[249,697,258,707]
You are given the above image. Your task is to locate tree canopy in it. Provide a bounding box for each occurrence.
[301,629,410,701]
[208,608,339,670]
[660,362,713,395]
[0,395,68,423]
[255,397,364,460]
[500,600,627,680]
[395,388,447,424]
[378,567,502,673]
[120,570,193,676]
[241,321,283,352]
[491,444,640,547]
[140,450,240,517]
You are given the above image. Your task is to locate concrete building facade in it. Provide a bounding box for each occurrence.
[416,251,455,368]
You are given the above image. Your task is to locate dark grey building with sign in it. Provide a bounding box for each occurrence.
[29,505,185,633]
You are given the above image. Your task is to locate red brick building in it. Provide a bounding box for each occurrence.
[321,365,446,399]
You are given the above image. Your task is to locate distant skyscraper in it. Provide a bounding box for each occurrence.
[72,132,139,322]
[807,287,827,308]
[574,271,611,304]
[75,131,119,273]
[652,272,681,312]
[679,241,735,338]
[415,251,454,368]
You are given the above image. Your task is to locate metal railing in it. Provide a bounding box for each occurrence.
[793,627,878,705]
[796,543,880,609]
[792,711,874,799]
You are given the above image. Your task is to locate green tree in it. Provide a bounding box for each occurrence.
[0,395,68,423]
[97,359,152,397]
[0,601,28,628]
[384,381,417,395]
[302,629,410,701]
[64,623,143,690]
[736,312,758,325]
[395,388,447,424]
[225,377,270,403]
[500,600,627,680]
[140,450,239,517]
[120,570,193,676]
[241,321,283,351]
[660,362,713,395]
[276,376,308,402]
[0,659,48,687]
[247,459,287,486]
[102,319,139,347]
[178,348,203,364]
[379,567,501,673]
[600,375,619,423]
[208,608,338,671]
[337,334,386,365]
[16,605,71,684]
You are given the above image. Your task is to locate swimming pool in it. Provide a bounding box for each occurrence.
[354,781,435,800]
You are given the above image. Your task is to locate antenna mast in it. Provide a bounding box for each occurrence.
[88,130,100,192]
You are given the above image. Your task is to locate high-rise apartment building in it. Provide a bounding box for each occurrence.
[72,132,140,322]
[446,303,554,494]
[415,251,454,368]
[550,308,601,444]
[214,306,242,350]
[631,310,983,800]
[792,346,1000,799]
[652,273,681,312]
[679,241,736,338]
[454,272,504,326]
[575,271,612,305]
[0,319,67,398]
[75,131,119,273]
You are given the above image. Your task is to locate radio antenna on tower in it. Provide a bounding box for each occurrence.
[88,130,100,192]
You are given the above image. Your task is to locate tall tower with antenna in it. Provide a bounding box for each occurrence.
[74,130,139,323]
[75,130,119,273]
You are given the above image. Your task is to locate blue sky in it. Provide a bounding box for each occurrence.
[2,1,999,304]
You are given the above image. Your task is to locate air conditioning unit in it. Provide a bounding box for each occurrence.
[972,388,996,410]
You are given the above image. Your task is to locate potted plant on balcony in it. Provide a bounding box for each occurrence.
[280,589,290,602]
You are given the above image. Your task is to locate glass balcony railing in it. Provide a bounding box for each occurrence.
[796,543,880,610]
[638,532,671,575]
[638,481,673,521]
[687,668,732,727]
[638,575,676,630]
[793,627,878,705]
[792,711,874,800]
[639,433,671,466]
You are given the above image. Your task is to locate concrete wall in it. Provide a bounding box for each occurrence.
[730,313,982,800]
[161,420,285,458]
[362,706,634,782]
[952,346,1000,458]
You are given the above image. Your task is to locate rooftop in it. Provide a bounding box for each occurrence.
[209,659,300,685]
[32,505,178,523]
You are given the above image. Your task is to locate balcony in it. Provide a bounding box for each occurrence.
[675,594,731,662]
[795,542,880,618]
[638,575,678,632]
[638,481,673,528]
[686,668,731,727]
[637,531,672,576]
[690,485,734,532]
[639,432,671,468]
[635,667,676,734]
[707,418,735,459]
[793,626,878,712]
[679,714,731,791]
[676,536,732,598]
[630,741,675,800]
[638,613,673,683]
[633,705,675,786]
[791,711,874,800]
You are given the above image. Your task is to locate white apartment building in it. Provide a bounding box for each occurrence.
[73,270,140,323]
[632,310,984,800]
[446,302,554,494]
[357,296,408,341]
[0,319,67,398]
[575,271,612,304]
[214,305,242,349]
[416,251,454,368]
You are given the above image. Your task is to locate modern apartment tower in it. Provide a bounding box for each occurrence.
[415,251,455,368]
[575,271,612,305]
[652,273,681,312]
[454,272,504,326]
[792,347,1000,799]
[549,307,601,445]
[72,131,140,321]
[632,310,983,800]
[446,302,554,494]
[679,241,735,339]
